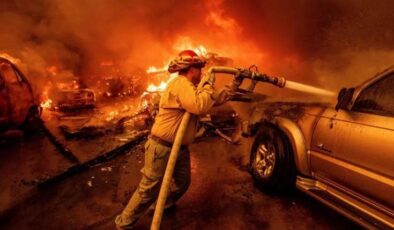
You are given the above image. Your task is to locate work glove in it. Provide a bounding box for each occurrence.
[214,85,236,106]
[198,72,215,89]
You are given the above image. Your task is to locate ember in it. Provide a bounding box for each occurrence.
[40,98,53,109]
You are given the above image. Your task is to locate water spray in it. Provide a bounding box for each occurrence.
[284,80,336,97]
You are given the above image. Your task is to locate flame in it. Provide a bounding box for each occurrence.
[40,89,53,110]
[193,45,208,57]
[40,98,53,109]
[172,38,209,57]
[0,53,21,64]
[147,81,167,92]
[105,110,119,121]
[46,65,58,76]
[147,66,167,74]
[146,43,209,74]
[144,43,209,93]
[146,73,177,93]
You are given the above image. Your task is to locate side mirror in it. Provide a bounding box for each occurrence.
[335,88,355,111]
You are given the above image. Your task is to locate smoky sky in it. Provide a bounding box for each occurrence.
[0,0,393,92]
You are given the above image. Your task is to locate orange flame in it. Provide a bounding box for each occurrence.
[147,81,167,92]
[0,53,21,64]
[146,43,209,74]
[40,89,53,110]
[46,65,58,76]
[105,110,119,121]
[147,66,167,74]
[40,98,53,109]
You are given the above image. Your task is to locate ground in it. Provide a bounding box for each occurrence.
[0,133,359,230]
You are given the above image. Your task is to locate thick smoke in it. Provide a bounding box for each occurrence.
[0,0,393,95]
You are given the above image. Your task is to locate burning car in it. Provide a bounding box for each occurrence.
[0,57,41,133]
[48,77,95,111]
[245,66,394,228]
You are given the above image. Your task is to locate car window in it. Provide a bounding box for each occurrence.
[0,63,20,84]
[352,72,394,117]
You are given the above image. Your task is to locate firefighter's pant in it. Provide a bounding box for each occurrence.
[115,138,191,229]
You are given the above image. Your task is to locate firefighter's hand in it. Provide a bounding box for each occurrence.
[214,85,236,106]
[199,72,215,88]
[224,84,237,96]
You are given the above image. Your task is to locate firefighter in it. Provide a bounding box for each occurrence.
[115,50,232,229]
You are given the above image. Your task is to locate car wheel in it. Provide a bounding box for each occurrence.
[250,124,296,192]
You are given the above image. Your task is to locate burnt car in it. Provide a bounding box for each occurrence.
[0,57,41,133]
[244,66,394,228]
[49,78,95,111]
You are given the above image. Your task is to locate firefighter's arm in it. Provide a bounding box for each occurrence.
[213,86,235,106]
[178,78,216,115]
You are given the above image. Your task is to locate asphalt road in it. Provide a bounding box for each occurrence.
[0,135,359,230]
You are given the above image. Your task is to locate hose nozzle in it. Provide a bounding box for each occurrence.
[273,76,286,88]
[206,66,287,93]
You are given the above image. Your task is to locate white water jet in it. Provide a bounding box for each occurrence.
[285,80,336,97]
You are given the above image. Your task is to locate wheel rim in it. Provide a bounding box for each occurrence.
[254,142,276,178]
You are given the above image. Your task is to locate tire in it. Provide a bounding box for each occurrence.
[250,123,296,192]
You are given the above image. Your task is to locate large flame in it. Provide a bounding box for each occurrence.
[146,73,177,93]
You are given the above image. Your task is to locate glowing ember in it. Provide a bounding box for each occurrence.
[40,98,53,109]
[172,37,210,57]
[105,110,119,121]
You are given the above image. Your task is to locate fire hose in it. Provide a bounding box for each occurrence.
[150,66,286,230]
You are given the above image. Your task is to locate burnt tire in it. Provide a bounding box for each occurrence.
[250,124,296,192]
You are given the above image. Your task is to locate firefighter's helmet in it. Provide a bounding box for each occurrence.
[168,50,206,73]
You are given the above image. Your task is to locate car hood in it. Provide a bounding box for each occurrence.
[250,101,331,123]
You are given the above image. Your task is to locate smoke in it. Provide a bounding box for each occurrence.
[221,0,394,91]
[0,0,393,95]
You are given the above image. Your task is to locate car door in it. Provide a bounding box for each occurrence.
[0,62,32,126]
[310,72,394,212]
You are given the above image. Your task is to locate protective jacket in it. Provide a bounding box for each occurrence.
[151,75,217,145]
